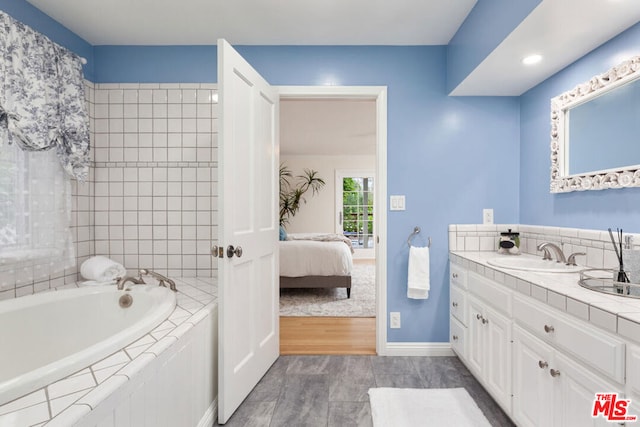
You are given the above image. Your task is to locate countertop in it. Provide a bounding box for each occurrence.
[450,251,640,345]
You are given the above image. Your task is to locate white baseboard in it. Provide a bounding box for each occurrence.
[384,342,454,356]
[197,398,218,427]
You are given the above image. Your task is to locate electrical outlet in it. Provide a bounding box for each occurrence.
[483,208,494,225]
[390,312,401,328]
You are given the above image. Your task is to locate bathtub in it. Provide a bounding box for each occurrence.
[0,285,176,406]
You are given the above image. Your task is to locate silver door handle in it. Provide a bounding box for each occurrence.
[339,211,343,225]
[544,325,554,333]
[227,245,243,258]
[538,360,548,369]
[549,368,561,378]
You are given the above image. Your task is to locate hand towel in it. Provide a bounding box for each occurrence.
[80,256,126,282]
[407,246,430,299]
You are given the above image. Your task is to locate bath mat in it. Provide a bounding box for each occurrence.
[368,387,491,427]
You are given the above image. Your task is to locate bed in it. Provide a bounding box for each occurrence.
[279,233,354,298]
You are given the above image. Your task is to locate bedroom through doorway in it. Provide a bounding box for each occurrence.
[278,94,379,355]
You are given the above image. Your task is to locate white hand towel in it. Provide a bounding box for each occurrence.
[407,246,430,299]
[80,256,126,282]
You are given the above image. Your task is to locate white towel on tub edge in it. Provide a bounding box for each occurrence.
[407,246,430,299]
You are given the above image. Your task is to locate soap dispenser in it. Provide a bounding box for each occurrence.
[498,229,520,255]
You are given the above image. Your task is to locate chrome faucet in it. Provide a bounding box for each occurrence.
[116,275,146,290]
[537,242,567,264]
[139,269,178,292]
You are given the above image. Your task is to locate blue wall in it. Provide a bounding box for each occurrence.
[447,0,540,94]
[93,46,216,83]
[520,22,640,232]
[234,46,521,342]
[0,0,94,80]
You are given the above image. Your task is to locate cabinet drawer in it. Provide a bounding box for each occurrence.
[513,295,625,383]
[450,263,467,289]
[468,272,512,316]
[450,285,467,325]
[451,316,466,359]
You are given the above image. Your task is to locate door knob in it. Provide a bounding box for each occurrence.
[544,325,555,333]
[227,245,243,258]
[452,302,458,307]
[538,360,548,369]
[549,369,561,378]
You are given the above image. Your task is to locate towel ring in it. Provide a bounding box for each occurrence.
[407,226,431,248]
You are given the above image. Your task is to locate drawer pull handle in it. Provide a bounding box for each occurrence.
[538,360,548,369]
[482,317,488,325]
[544,325,555,333]
[452,302,458,308]
[452,335,458,341]
[550,369,561,378]
[476,314,482,320]
[453,273,458,279]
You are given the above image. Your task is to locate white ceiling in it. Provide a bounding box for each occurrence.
[280,99,376,156]
[24,0,476,46]
[451,0,640,95]
[22,0,640,95]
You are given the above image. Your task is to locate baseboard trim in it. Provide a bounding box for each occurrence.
[197,398,218,427]
[384,342,454,356]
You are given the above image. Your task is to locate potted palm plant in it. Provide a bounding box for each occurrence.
[279,163,325,227]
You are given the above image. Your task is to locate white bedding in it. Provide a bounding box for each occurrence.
[279,238,353,277]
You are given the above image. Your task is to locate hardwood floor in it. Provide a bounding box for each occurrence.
[280,316,376,355]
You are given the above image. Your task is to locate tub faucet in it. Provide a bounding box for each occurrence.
[537,242,567,264]
[116,275,146,291]
[139,269,178,292]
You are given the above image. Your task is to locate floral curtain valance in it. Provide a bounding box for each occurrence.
[0,10,89,181]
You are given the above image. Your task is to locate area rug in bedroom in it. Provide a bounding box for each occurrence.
[368,388,492,427]
[279,262,375,317]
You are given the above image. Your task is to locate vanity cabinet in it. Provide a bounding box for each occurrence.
[513,324,620,427]
[450,260,629,426]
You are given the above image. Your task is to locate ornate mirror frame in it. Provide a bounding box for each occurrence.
[550,56,640,193]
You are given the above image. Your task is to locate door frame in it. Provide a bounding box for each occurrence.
[278,85,388,354]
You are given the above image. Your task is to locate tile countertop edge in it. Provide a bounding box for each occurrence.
[450,251,640,344]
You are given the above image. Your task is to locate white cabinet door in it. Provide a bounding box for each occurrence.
[513,325,554,427]
[467,295,485,376]
[554,352,621,427]
[485,305,512,412]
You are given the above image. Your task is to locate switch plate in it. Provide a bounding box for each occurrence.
[390,312,401,328]
[390,195,406,211]
[483,209,494,225]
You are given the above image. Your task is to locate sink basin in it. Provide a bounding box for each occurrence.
[487,256,583,273]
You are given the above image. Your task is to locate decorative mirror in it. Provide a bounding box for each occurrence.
[550,56,640,193]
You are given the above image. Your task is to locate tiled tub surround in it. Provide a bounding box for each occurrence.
[1,82,220,301]
[448,223,640,270]
[92,83,219,279]
[0,277,217,426]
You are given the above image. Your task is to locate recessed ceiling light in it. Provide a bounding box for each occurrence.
[522,54,543,65]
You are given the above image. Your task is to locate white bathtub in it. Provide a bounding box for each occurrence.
[0,285,176,406]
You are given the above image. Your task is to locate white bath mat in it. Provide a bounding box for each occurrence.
[368,387,492,427]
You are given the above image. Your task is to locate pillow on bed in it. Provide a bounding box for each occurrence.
[279,226,288,241]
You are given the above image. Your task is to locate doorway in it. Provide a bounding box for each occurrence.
[277,86,388,355]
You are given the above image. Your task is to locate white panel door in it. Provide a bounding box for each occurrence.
[217,39,279,424]
[485,305,512,412]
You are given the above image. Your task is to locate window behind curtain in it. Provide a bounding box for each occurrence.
[0,143,74,288]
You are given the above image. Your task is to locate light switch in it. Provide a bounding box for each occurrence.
[390,195,405,211]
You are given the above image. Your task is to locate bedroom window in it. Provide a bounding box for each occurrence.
[337,174,374,251]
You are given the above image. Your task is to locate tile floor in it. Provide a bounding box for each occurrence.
[215,355,514,427]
